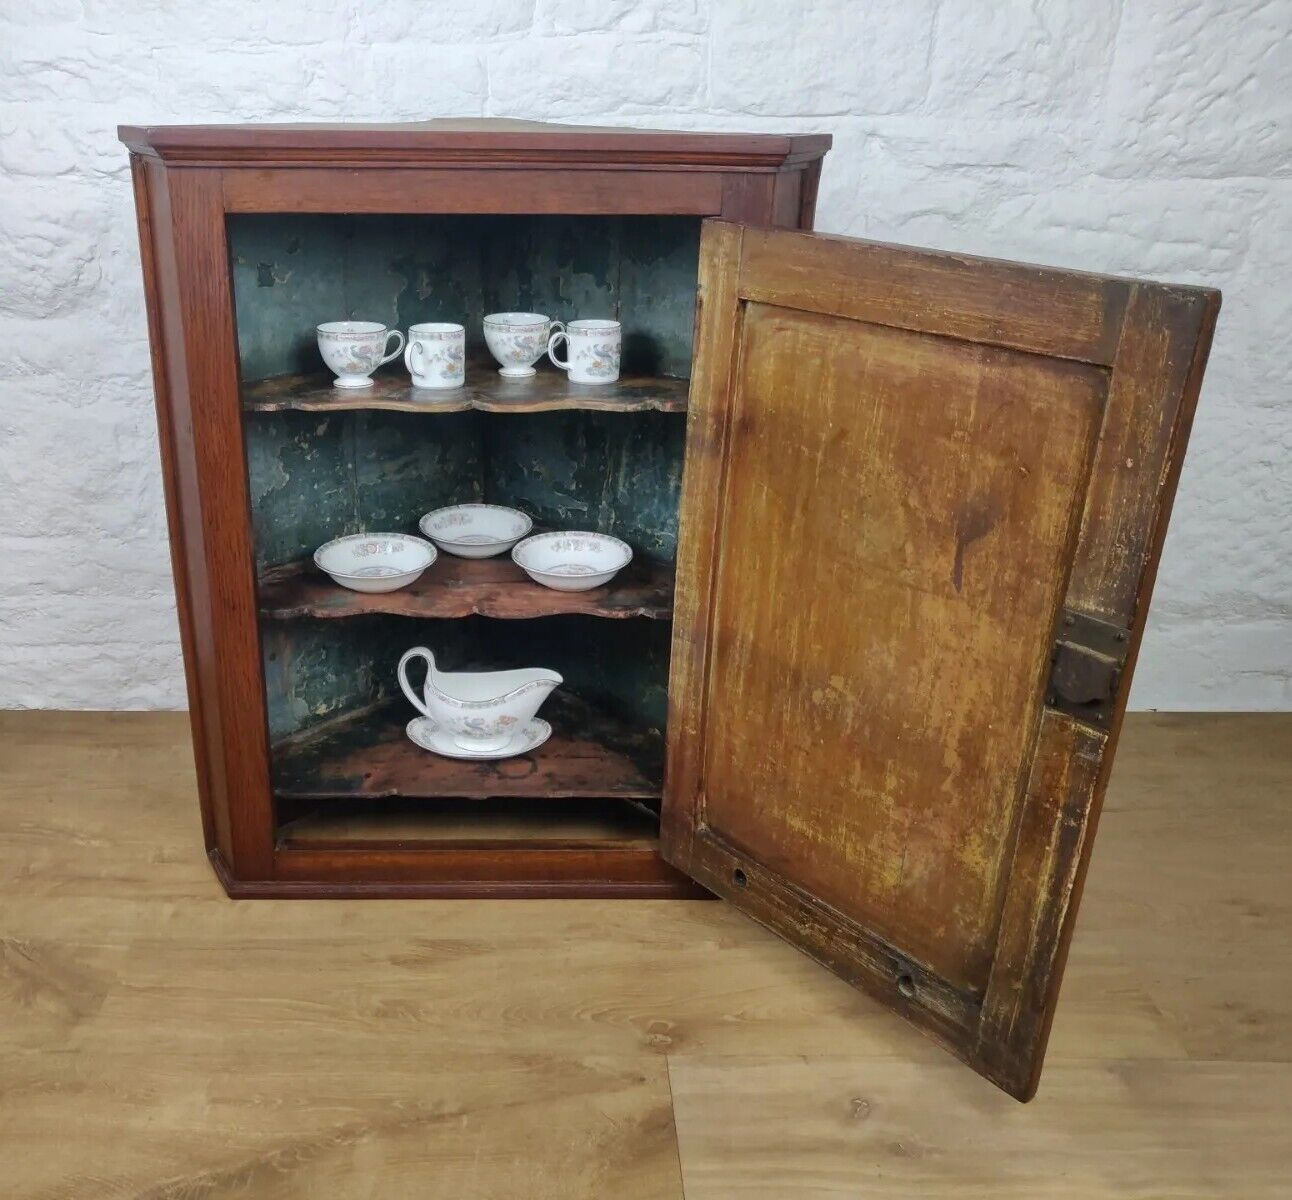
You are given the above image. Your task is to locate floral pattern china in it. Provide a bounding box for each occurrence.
[316,321,405,389]
[406,322,466,390]
[547,319,622,384]
[483,312,564,378]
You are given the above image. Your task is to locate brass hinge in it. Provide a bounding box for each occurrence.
[1046,610,1130,729]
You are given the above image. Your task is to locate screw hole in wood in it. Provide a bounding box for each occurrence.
[896,973,916,999]
[732,868,748,888]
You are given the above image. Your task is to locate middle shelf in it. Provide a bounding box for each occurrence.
[259,554,675,621]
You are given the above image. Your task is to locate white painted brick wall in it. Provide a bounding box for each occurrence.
[1,0,1288,710]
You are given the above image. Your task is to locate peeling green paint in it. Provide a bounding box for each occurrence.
[235,213,696,747]
[484,411,684,563]
[488,616,673,733]
[261,612,666,745]
[263,617,477,741]
[245,410,483,570]
[229,214,700,382]
[230,215,351,379]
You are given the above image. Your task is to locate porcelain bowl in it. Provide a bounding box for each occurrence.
[511,531,633,592]
[313,533,437,593]
[419,504,533,559]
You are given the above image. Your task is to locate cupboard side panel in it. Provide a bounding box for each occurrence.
[130,155,216,853]
[771,170,801,228]
[164,168,275,879]
[797,159,824,229]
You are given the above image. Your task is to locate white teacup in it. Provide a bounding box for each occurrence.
[405,322,466,390]
[548,319,622,384]
[483,312,564,378]
[317,321,405,390]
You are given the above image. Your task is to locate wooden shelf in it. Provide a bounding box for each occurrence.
[243,366,689,415]
[276,795,660,850]
[258,555,674,620]
[271,691,664,802]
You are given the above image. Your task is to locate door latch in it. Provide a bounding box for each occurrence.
[1046,610,1130,728]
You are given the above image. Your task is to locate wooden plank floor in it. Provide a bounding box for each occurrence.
[1,711,1288,1198]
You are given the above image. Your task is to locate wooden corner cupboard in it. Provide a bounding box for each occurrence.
[121,118,1218,1100]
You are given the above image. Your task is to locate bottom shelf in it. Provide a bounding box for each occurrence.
[277,795,660,849]
[271,690,664,802]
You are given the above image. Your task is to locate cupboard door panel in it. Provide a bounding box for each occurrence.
[704,302,1104,995]
[664,221,1219,1100]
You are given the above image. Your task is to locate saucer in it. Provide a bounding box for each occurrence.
[405,717,551,761]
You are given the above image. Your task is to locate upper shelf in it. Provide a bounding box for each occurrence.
[259,554,675,621]
[242,368,689,416]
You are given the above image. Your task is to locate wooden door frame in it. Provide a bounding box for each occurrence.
[127,146,827,898]
[664,221,1219,1096]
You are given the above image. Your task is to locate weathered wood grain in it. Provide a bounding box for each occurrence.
[1067,284,1221,623]
[737,223,1131,364]
[259,555,675,621]
[977,712,1106,1097]
[699,302,1103,995]
[243,366,690,415]
[665,220,1218,1099]
[663,220,745,878]
[980,279,1220,1098]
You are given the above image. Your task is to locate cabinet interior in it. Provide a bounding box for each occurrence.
[230,213,701,848]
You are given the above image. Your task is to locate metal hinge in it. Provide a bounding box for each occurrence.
[1046,610,1130,729]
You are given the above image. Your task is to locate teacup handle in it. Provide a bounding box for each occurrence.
[404,338,425,376]
[547,327,571,373]
[397,646,434,719]
[379,329,406,367]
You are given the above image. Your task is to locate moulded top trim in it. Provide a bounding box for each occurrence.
[117,117,833,168]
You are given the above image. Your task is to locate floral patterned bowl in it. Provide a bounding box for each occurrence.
[512,531,633,592]
[419,504,533,559]
[313,533,437,593]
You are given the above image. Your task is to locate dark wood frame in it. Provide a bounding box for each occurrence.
[662,222,1219,1098]
[122,121,831,899]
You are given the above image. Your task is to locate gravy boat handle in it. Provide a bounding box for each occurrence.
[397,646,435,719]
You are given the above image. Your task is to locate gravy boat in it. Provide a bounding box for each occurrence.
[397,646,562,752]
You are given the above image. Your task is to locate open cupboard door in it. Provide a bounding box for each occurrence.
[662,221,1218,1100]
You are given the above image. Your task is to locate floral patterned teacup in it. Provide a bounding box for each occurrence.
[548,319,621,384]
[483,312,563,378]
[317,321,405,390]
[405,322,466,390]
